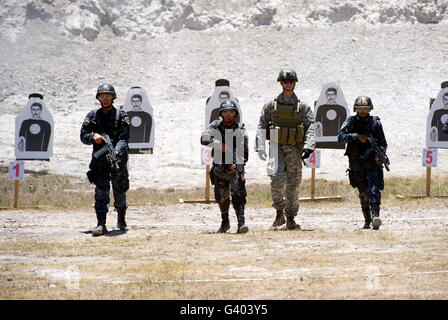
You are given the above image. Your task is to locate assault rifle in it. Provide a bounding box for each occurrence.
[360,134,390,171]
[93,134,120,171]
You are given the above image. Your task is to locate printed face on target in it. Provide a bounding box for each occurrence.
[131,94,143,111]
[443,93,448,108]
[30,103,42,119]
[219,91,230,102]
[326,88,337,104]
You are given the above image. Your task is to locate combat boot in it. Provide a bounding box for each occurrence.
[371,204,382,230]
[286,216,301,230]
[92,212,108,236]
[273,209,286,227]
[217,213,230,233]
[117,209,127,231]
[362,206,371,229]
[236,212,248,234]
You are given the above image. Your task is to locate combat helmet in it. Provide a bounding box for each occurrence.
[219,100,238,117]
[96,84,117,99]
[353,96,373,112]
[277,69,298,82]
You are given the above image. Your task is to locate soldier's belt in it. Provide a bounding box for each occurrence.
[269,124,304,145]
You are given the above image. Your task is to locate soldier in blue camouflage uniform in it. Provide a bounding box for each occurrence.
[338,96,388,230]
[80,84,130,236]
[255,69,315,230]
[201,100,249,234]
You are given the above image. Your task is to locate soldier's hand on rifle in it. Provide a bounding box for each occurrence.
[358,134,369,143]
[231,164,236,174]
[93,133,107,144]
[106,150,119,162]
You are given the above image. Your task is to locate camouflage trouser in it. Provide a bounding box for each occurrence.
[210,165,246,216]
[348,158,384,208]
[89,154,129,214]
[269,144,302,217]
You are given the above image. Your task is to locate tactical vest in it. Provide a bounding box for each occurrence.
[268,98,304,145]
[91,108,120,129]
[91,107,121,142]
[345,116,379,157]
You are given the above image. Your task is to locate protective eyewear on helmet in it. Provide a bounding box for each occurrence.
[355,106,371,111]
[282,79,295,84]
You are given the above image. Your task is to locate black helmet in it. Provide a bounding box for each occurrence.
[96,84,117,99]
[353,96,373,112]
[219,100,238,117]
[277,69,298,82]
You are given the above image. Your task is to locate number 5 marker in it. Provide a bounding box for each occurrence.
[422,148,437,167]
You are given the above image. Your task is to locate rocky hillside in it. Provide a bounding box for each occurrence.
[1,0,447,41]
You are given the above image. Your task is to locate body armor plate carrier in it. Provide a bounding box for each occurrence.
[268,98,304,145]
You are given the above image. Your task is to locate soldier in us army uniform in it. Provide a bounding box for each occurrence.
[337,96,388,230]
[201,100,249,234]
[80,84,131,236]
[255,69,315,230]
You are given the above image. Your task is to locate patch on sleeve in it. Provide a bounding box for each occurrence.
[124,116,130,125]
[376,119,382,127]
[263,103,269,111]
[340,119,349,131]
[83,117,90,126]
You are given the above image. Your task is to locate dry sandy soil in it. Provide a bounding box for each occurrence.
[1,201,447,299]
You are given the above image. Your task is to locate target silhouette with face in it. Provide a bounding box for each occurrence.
[123,87,154,151]
[427,86,448,148]
[205,79,241,128]
[314,84,349,149]
[15,94,54,160]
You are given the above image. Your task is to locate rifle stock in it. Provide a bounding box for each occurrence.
[93,134,121,171]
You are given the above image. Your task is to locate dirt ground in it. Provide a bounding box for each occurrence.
[0,200,447,300]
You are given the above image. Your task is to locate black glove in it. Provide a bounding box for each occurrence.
[301,148,313,160]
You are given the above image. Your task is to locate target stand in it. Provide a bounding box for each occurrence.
[396,96,448,200]
[299,152,343,202]
[179,165,216,204]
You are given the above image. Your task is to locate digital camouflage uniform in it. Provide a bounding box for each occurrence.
[255,93,315,225]
[337,114,388,229]
[201,119,249,233]
[80,106,130,233]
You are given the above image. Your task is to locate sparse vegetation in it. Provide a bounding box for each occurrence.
[1,169,448,209]
[1,169,447,299]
